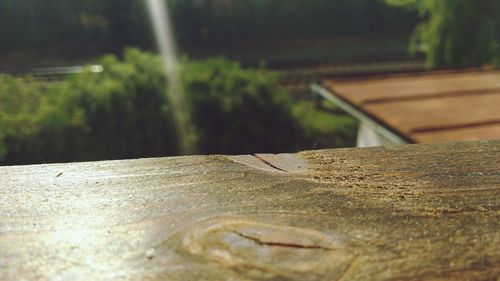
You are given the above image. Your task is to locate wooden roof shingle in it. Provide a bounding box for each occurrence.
[321,69,500,143]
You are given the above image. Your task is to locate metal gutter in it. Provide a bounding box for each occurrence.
[311,83,409,145]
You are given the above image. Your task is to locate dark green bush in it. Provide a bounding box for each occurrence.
[0,75,85,163]
[1,49,178,164]
[63,49,179,161]
[184,58,304,154]
[0,49,312,165]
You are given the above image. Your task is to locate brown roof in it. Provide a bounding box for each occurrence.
[322,69,500,143]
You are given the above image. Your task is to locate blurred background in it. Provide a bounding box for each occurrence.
[0,0,498,165]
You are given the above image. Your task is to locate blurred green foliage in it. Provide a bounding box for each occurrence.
[0,0,150,53]
[292,102,357,150]
[169,0,418,47]
[184,58,305,154]
[0,0,419,68]
[0,49,177,164]
[387,0,500,67]
[4,0,498,68]
[0,49,354,165]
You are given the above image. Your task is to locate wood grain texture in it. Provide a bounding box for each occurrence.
[1,141,499,280]
[322,69,500,143]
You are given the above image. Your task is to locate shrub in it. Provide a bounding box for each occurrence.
[0,75,86,163]
[0,49,178,164]
[63,49,179,161]
[184,58,304,154]
[0,49,310,165]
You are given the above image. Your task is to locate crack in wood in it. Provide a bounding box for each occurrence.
[232,231,333,250]
[252,154,288,172]
[334,255,358,281]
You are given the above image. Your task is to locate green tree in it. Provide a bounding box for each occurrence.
[387,0,500,67]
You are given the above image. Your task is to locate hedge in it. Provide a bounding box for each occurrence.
[1,49,327,165]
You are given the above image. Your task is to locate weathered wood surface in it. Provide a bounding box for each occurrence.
[322,69,500,143]
[1,141,499,280]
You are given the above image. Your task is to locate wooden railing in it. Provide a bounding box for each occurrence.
[1,140,499,280]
